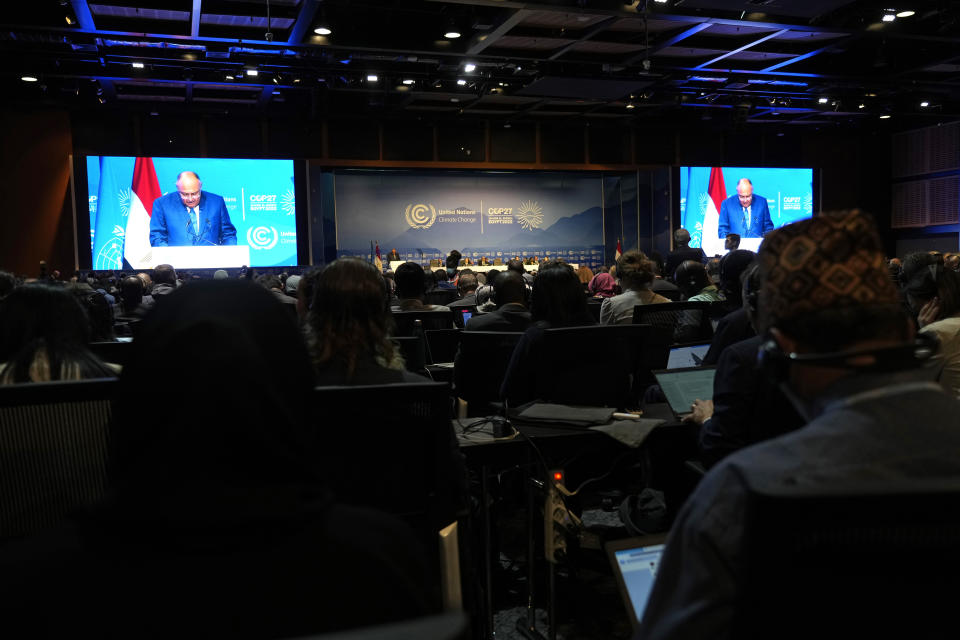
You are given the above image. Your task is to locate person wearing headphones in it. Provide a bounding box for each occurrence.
[639,210,959,639]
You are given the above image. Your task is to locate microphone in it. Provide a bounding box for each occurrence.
[193,218,219,246]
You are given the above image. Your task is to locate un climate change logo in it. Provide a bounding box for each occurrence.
[247,226,279,250]
[405,203,437,230]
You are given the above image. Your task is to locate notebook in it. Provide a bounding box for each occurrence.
[653,366,716,419]
[667,342,710,369]
[606,534,668,631]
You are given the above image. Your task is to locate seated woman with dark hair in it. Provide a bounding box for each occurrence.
[500,262,596,405]
[308,257,426,385]
[600,251,670,325]
[0,279,432,637]
[0,284,116,383]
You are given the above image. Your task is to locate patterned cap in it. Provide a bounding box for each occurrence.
[757,210,900,332]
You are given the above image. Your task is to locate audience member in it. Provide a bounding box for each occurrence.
[0,279,432,637]
[600,251,669,325]
[577,265,595,289]
[151,264,178,299]
[309,258,425,385]
[464,271,531,332]
[664,228,706,279]
[724,233,741,251]
[431,268,457,290]
[392,262,450,311]
[449,272,479,309]
[0,270,16,300]
[474,268,501,312]
[647,251,681,298]
[673,260,720,302]
[501,263,594,405]
[702,250,759,364]
[0,284,115,383]
[588,272,618,298]
[507,258,533,285]
[70,286,116,343]
[901,253,960,397]
[639,210,960,638]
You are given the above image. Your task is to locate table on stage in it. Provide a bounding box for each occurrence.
[387,261,577,273]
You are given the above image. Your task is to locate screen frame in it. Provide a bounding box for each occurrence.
[72,155,309,270]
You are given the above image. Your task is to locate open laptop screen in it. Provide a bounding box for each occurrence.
[667,343,710,369]
[653,366,716,418]
[607,534,668,631]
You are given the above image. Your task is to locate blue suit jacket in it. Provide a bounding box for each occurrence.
[149,191,237,247]
[718,194,774,239]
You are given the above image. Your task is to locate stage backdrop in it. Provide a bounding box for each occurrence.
[679,166,814,255]
[334,172,605,269]
[86,156,297,268]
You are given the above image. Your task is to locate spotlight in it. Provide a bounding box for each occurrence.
[21,75,38,82]
[314,27,332,35]
[132,62,144,69]
[246,68,258,77]
[444,30,461,39]
[626,103,635,110]
[225,74,235,80]
[457,79,466,86]
[882,12,896,22]
[367,74,378,82]
[859,103,865,109]
[896,10,915,18]
[818,97,828,104]
[402,79,415,85]
[920,101,929,107]
[464,63,476,72]
[879,114,892,119]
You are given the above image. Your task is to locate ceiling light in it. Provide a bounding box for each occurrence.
[402,79,415,85]
[314,27,332,35]
[879,114,891,119]
[457,79,467,86]
[444,30,462,39]
[132,62,144,69]
[882,13,896,22]
[246,69,258,77]
[65,16,73,25]
[367,74,378,82]
[920,101,929,107]
[859,103,865,109]
[225,74,234,80]
[896,10,914,18]
[450,98,460,103]
[818,97,828,104]
[21,76,38,82]
[655,0,668,3]
[626,103,635,110]
[464,63,476,72]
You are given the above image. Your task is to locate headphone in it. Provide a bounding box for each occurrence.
[756,331,939,382]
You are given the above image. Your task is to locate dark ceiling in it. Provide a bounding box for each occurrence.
[4,0,960,129]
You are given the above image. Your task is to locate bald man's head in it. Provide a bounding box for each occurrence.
[176,171,202,209]
[736,178,753,209]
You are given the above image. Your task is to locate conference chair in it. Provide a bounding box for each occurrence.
[532,324,653,408]
[310,382,467,610]
[425,329,462,365]
[89,340,133,367]
[0,378,117,541]
[391,335,427,374]
[425,288,460,307]
[632,301,721,346]
[586,301,603,322]
[453,331,525,416]
[391,310,455,335]
[732,477,960,639]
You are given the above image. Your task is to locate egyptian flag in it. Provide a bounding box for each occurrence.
[700,167,727,257]
[124,157,162,269]
[614,238,622,261]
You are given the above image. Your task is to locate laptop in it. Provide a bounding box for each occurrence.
[666,342,710,369]
[652,366,716,419]
[606,534,669,632]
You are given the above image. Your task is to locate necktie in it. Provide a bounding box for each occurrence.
[189,207,198,235]
[742,206,750,232]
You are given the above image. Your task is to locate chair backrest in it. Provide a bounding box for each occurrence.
[733,477,960,639]
[425,289,460,307]
[453,331,525,408]
[536,324,652,408]
[391,310,454,336]
[311,382,463,532]
[658,288,683,302]
[0,378,117,541]
[89,340,133,367]
[632,301,720,345]
[586,301,603,322]
[391,336,427,373]
[425,329,462,365]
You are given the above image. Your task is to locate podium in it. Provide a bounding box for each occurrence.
[138,246,251,269]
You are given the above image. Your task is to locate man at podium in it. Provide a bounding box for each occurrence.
[150,171,237,247]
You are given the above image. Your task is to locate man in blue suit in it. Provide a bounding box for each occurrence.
[718,178,774,240]
[149,171,237,247]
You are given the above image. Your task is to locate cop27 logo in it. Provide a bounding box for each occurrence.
[247,226,278,250]
[405,203,437,229]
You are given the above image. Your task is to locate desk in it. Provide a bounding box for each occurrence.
[388,261,577,274]
[456,405,691,639]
